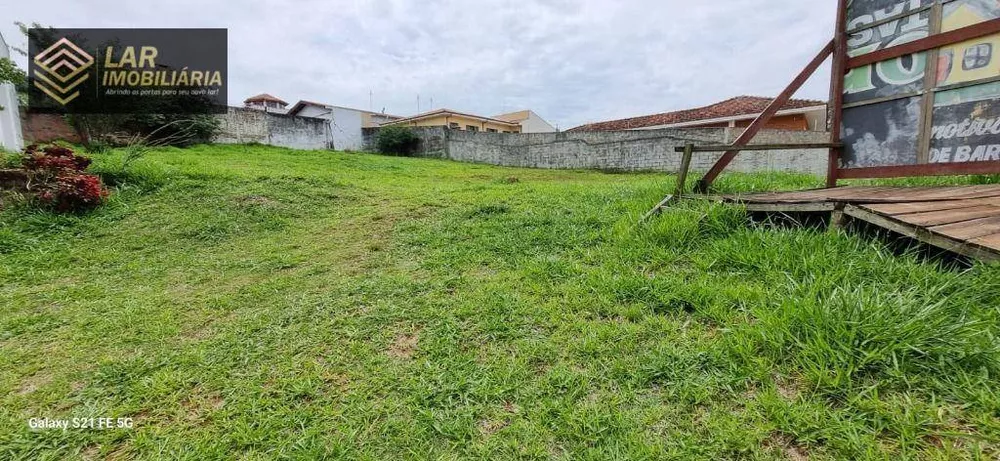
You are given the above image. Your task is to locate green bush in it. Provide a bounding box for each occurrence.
[375,126,420,156]
[1,148,22,168]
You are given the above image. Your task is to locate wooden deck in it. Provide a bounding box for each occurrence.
[724,185,1000,262]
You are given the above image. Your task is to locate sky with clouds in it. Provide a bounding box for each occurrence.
[1,0,838,130]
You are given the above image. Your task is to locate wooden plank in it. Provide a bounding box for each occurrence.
[847,18,1000,69]
[695,40,834,192]
[970,232,1000,251]
[902,185,998,200]
[742,186,886,202]
[864,197,999,216]
[891,205,1000,227]
[825,186,931,201]
[674,143,842,153]
[838,161,1000,179]
[917,2,943,165]
[844,205,1000,262]
[639,195,676,223]
[845,4,934,35]
[731,186,1000,206]
[744,202,836,213]
[930,216,1000,240]
[674,143,694,198]
[949,185,1000,199]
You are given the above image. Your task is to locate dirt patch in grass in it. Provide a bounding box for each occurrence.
[387,331,420,360]
[235,195,279,207]
[16,372,52,396]
[478,402,519,436]
[180,386,226,425]
[766,434,810,461]
[775,375,803,401]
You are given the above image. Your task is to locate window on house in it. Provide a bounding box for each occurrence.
[963,43,992,70]
[449,122,459,129]
[467,125,479,132]
[487,128,498,133]
[503,131,511,134]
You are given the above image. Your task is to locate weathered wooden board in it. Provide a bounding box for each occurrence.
[725,185,1000,261]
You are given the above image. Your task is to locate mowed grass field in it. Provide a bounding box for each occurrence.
[1,145,999,460]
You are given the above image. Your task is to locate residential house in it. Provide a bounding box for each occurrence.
[287,100,403,151]
[569,96,827,132]
[0,31,23,151]
[493,110,557,133]
[244,93,289,114]
[382,109,522,133]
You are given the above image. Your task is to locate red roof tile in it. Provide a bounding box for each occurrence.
[244,93,288,105]
[568,96,826,132]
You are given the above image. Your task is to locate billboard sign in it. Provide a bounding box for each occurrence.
[838,0,1000,174]
[27,29,228,114]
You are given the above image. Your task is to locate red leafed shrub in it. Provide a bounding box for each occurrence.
[23,144,92,175]
[37,174,110,212]
[20,144,109,212]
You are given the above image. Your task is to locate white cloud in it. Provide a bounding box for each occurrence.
[1,0,837,129]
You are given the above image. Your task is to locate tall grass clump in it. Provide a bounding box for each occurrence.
[728,276,1000,396]
[629,201,746,252]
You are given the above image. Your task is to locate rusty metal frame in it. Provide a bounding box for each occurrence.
[695,0,1000,191]
[827,0,848,188]
[833,3,1000,181]
[693,40,834,193]
[846,18,1000,69]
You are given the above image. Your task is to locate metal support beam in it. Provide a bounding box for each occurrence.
[694,40,834,193]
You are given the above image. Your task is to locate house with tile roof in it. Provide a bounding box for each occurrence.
[244,93,289,114]
[381,109,523,133]
[569,96,827,132]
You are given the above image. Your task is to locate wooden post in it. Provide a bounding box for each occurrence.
[675,143,694,198]
[639,143,696,223]
[827,0,848,188]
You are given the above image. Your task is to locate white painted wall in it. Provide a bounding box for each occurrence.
[293,104,369,151]
[329,107,365,151]
[0,32,23,152]
[520,111,556,133]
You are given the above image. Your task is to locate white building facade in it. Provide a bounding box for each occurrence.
[288,101,401,151]
[494,110,557,133]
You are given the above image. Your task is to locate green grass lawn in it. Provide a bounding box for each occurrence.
[1,145,999,460]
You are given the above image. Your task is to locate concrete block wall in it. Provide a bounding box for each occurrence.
[392,127,829,176]
[214,107,330,150]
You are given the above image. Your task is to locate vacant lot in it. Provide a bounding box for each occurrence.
[1,145,998,459]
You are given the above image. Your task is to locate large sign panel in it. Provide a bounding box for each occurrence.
[842,96,922,167]
[839,0,1000,171]
[930,81,1000,163]
[844,1,932,104]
